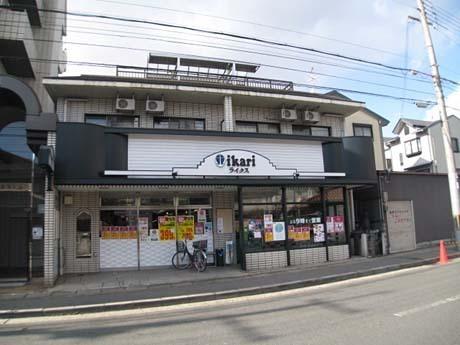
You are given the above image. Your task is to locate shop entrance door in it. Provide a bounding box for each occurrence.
[0,208,28,279]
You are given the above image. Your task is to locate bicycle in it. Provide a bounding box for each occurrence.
[171,239,207,272]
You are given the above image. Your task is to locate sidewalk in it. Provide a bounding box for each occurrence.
[1,246,459,318]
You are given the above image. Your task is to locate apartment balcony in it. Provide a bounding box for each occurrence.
[115,54,294,92]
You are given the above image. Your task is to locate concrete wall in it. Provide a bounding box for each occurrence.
[344,109,385,170]
[382,172,454,243]
[428,116,460,173]
[0,0,67,113]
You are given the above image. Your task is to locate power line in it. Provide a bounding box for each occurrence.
[95,0,404,58]
[0,20,441,88]
[1,54,437,105]
[0,3,455,84]
[1,30,437,97]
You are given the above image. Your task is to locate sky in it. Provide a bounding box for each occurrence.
[62,0,460,136]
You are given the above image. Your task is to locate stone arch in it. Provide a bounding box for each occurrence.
[0,75,41,116]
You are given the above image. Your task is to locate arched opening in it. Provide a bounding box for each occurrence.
[0,84,46,280]
[76,212,92,258]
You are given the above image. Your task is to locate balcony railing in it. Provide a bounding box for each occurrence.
[115,66,294,91]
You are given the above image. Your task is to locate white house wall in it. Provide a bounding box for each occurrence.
[428,116,460,173]
[387,133,433,172]
[55,98,345,136]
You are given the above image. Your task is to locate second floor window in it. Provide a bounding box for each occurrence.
[85,114,139,128]
[292,125,330,137]
[154,117,205,131]
[405,138,422,157]
[452,138,459,153]
[234,121,280,134]
[353,124,373,137]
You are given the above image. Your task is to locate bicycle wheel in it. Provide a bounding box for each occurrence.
[193,250,207,272]
[172,251,191,269]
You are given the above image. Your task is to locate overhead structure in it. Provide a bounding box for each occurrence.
[147,53,260,75]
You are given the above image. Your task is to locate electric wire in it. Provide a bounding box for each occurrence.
[0,20,439,90]
[0,2,456,85]
[95,0,405,58]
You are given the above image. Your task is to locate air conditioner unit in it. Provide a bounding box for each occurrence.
[280,108,297,121]
[304,111,321,123]
[145,99,165,113]
[116,97,135,112]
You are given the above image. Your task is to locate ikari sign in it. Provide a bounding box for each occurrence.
[174,149,297,177]
[214,153,256,174]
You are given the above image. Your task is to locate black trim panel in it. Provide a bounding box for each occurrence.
[55,177,377,186]
[104,126,341,143]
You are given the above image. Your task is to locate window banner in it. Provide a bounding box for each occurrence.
[177,215,195,241]
[272,222,286,241]
[158,216,176,241]
[264,214,274,242]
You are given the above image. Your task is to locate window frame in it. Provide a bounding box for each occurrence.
[452,137,459,153]
[352,123,373,138]
[153,117,206,131]
[404,137,422,157]
[85,114,140,128]
[291,125,331,137]
[234,121,280,134]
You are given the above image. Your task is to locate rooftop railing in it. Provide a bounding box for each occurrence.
[115,66,294,91]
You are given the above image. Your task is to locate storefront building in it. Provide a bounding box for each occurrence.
[42,55,388,283]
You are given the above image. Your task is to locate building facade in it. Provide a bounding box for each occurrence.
[39,55,388,284]
[0,0,66,282]
[384,116,460,173]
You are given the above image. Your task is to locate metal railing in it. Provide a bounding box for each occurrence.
[115,66,294,91]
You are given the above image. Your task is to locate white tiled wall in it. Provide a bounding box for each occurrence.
[328,244,350,261]
[245,251,288,271]
[56,98,345,137]
[289,247,327,266]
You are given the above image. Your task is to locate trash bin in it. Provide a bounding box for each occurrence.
[216,248,225,267]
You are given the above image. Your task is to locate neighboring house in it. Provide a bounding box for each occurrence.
[38,54,389,284]
[384,116,460,173]
[0,1,67,282]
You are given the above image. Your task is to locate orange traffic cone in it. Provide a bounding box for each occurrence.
[439,240,449,265]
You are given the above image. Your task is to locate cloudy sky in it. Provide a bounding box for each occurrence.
[63,0,460,135]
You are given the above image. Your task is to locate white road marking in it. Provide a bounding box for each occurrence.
[394,294,460,317]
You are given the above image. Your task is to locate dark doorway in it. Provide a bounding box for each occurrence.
[0,207,29,278]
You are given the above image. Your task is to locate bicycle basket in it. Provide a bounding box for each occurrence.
[193,240,207,250]
[177,241,186,251]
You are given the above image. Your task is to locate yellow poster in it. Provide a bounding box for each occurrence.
[158,216,176,241]
[177,215,195,241]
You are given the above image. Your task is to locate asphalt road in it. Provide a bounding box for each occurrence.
[1,260,460,345]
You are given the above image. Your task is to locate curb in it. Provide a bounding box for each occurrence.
[1,253,459,319]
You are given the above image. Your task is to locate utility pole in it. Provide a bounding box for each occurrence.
[417,0,460,242]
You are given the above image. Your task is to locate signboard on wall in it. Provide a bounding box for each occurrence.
[174,150,298,177]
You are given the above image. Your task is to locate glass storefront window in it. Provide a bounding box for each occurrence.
[326,204,347,245]
[101,195,136,207]
[178,194,211,206]
[140,196,174,207]
[325,188,344,202]
[242,187,282,204]
[100,210,138,240]
[286,187,320,203]
[242,204,284,251]
[286,203,324,248]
